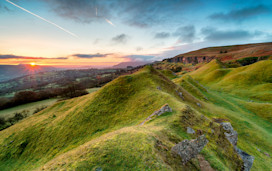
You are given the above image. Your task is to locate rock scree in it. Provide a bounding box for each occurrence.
[220,122,254,171]
[187,127,195,134]
[171,135,209,164]
[139,104,172,125]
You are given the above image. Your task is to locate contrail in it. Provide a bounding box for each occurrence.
[5,0,78,38]
[96,6,115,27]
[104,17,115,27]
[96,7,97,16]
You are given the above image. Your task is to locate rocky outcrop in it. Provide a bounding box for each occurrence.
[155,104,172,116]
[221,122,254,171]
[220,122,238,146]
[235,147,255,171]
[171,135,209,164]
[139,104,172,125]
[164,56,215,65]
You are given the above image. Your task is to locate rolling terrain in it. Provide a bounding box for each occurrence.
[165,42,272,64]
[0,68,119,96]
[0,58,271,170]
[0,64,56,82]
[155,42,272,73]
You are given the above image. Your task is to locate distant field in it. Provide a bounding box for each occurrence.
[87,87,101,93]
[0,88,100,119]
[0,99,57,118]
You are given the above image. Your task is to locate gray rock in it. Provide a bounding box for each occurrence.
[220,122,238,146]
[171,135,209,164]
[235,147,254,171]
[176,90,184,100]
[264,152,270,158]
[178,92,183,98]
[95,167,102,171]
[196,103,202,107]
[187,127,195,134]
[139,104,172,125]
[157,104,172,116]
[221,122,254,171]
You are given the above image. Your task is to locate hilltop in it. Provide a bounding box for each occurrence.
[112,61,151,68]
[0,60,271,170]
[164,42,272,64]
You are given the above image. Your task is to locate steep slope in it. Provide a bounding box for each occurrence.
[187,60,272,101]
[0,66,179,170]
[0,65,271,170]
[173,60,272,170]
[174,60,272,121]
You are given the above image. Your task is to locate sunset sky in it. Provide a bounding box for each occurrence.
[0,0,271,67]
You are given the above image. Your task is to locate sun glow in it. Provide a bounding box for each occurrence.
[30,62,36,66]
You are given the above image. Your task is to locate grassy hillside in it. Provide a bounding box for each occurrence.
[173,61,272,170]
[0,64,271,170]
[179,60,272,101]
[0,66,180,170]
[174,42,272,62]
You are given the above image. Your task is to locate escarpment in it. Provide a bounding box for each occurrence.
[164,56,215,64]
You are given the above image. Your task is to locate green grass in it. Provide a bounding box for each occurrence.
[0,66,183,170]
[159,70,177,79]
[41,129,171,170]
[187,60,272,101]
[174,61,272,170]
[86,87,101,93]
[0,99,57,118]
[0,63,271,170]
[199,90,272,170]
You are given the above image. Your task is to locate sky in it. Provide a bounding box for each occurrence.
[0,0,271,67]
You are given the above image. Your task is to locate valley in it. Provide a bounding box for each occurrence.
[0,56,271,170]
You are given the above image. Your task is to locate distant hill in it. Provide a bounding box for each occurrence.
[0,68,119,96]
[112,61,150,68]
[0,64,57,82]
[164,42,272,64]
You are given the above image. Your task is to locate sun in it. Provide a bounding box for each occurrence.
[30,62,36,66]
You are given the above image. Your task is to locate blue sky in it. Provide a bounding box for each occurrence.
[0,0,271,67]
